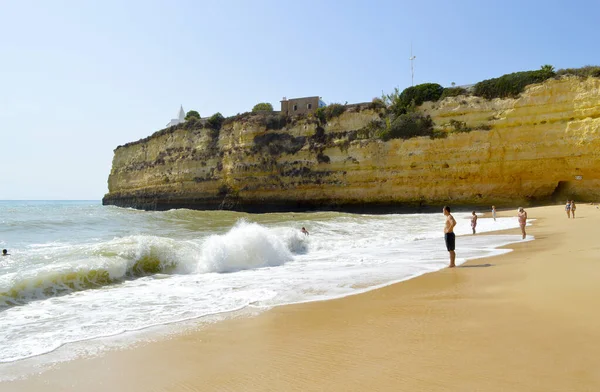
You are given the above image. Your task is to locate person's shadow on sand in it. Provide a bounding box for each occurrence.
[459,263,494,268]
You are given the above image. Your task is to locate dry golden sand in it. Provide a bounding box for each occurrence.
[4,205,600,392]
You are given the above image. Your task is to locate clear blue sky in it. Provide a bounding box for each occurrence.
[1,0,598,200]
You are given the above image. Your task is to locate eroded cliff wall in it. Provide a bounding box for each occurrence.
[103,77,600,211]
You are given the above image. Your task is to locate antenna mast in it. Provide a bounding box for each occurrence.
[409,44,416,86]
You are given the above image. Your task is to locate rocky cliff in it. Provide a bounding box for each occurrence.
[103,77,600,212]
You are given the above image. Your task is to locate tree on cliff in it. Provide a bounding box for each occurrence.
[384,83,444,118]
[206,112,225,130]
[541,64,555,73]
[252,103,274,112]
[185,110,201,121]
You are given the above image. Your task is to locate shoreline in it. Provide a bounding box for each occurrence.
[0,214,523,370]
[4,205,600,391]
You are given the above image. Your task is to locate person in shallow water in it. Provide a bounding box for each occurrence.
[471,211,478,234]
[443,206,457,268]
[301,227,309,236]
[518,207,528,239]
[2,249,9,256]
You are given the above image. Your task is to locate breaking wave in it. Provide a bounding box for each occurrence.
[0,221,307,307]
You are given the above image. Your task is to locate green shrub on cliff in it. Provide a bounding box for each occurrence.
[473,66,556,99]
[448,119,471,133]
[369,97,387,110]
[556,65,600,78]
[264,114,288,130]
[400,83,444,107]
[252,132,306,156]
[377,112,434,141]
[185,110,201,121]
[447,119,492,133]
[382,87,400,107]
[252,102,274,112]
[357,119,385,139]
[389,83,443,117]
[206,113,225,130]
[183,117,204,130]
[440,87,469,100]
[315,103,346,123]
[222,112,253,127]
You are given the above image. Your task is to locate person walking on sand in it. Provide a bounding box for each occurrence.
[565,200,571,219]
[492,205,497,221]
[443,206,457,268]
[518,207,528,239]
[471,211,478,234]
[571,200,577,219]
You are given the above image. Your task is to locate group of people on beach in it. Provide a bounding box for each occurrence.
[298,199,580,270]
[468,205,527,238]
[443,205,528,268]
[469,205,496,235]
[565,200,577,218]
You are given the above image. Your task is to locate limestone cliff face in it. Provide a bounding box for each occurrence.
[103,77,600,211]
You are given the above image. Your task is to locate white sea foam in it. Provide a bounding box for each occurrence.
[0,202,531,375]
[199,221,296,273]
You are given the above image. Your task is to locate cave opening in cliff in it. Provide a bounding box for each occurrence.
[551,181,573,202]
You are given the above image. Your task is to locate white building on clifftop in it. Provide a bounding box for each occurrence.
[166,105,185,127]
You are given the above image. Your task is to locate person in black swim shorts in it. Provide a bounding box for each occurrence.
[443,206,457,268]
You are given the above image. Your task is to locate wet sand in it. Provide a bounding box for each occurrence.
[4,205,600,391]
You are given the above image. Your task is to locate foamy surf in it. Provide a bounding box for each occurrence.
[0,201,530,372]
[0,221,309,307]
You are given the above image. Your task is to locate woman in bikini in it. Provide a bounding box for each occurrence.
[571,200,576,219]
[518,207,528,239]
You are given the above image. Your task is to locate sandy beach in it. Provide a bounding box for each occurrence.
[4,205,600,392]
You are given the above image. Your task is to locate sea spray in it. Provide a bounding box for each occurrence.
[199,220,296,273]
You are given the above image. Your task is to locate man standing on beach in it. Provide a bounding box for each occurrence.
[443,206,457,268]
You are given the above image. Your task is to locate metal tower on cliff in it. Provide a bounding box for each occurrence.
[409,45,416,86]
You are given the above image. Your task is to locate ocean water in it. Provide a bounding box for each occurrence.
[0,201,529,372]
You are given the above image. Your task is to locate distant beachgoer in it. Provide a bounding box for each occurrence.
[571,200,576,218]
[518,207,528,239]
[301,227,309,236]
[565,200,571,219]
[443,206,457,268]
[492,206,497,221]
[2,249,9,256]
[471,211,478,234]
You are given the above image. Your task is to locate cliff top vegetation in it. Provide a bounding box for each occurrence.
[116,65,599,150]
